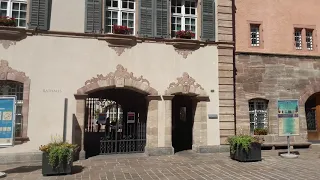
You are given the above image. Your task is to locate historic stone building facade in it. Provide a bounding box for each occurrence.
[0,0,234,163]
[235,0,320,146]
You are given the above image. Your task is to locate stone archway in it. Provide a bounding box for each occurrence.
[0,60,30,142]
[74,65,159,159]
[163,72,208,153]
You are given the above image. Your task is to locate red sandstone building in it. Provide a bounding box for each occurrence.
[235,0,320,146]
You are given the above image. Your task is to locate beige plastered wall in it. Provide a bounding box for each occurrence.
[0,35,220,153]
[236,0,320,55]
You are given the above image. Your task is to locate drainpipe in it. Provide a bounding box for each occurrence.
[232,0,237,135]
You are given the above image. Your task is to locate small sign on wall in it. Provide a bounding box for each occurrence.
[127,112,135,123]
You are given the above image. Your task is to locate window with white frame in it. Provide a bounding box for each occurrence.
[106,0,135,34]
[250,24,260,46]
[171,0,197,38]
[306,29,313,50]
[249,99,268,134]
[294,29,302,50]
[0,0,27,27]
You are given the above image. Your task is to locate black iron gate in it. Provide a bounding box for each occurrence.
[85,98,146,155]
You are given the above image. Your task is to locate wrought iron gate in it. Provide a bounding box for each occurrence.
[85,98,146,155]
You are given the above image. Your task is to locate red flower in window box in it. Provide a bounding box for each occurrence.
[0,16,16,27]
[175,30,195,39]
[112,25,132,35]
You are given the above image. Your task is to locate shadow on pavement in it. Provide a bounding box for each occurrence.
[4,165,41,173]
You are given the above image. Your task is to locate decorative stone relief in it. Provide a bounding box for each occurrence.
[77,64,158,95]
[0,60,30,140]
[166,72,206,96]
[0,40,16,49]
[0,60,28,82]
[98,34,137,56]
[176,49,193,59]
[110,46,129,56]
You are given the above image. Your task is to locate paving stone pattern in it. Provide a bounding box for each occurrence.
[1,149,320,180]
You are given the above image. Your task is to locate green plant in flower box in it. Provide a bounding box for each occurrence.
[39,135,78,169]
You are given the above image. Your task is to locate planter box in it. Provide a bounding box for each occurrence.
[42,152,73,176]
[230,146,235,160]
[234,142,262,162]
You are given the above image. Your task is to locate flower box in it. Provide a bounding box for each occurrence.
[228,135,262,162]
[42,152,73,176]
[235,142,262,162]
[39,137,78,176]
[175,30,195,39]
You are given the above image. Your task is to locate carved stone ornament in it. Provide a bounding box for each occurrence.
[0,40,16,49]
[166,38,201,59]
[166,72,206,95]
[77,64,158,95]
[98,34,137,56]
[0,26,27,41]
[0,60,28,82]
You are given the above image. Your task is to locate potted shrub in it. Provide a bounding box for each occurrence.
[112,25,132,35]
[254,128,268,135]
[175,30,195,39]
[227,135,262,162]
[39,137,78,176]
[0,16,16,27]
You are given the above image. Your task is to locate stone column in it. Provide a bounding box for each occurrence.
[163,96,174,149]
[74,94,87,160]
[192,97,208,152]
[145,96,159,152]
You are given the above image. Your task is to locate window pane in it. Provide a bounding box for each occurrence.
[0,10,6,17]
[12,11,19,18]
[20,11,26,19]
[12,3,19,10]
[0,2,7,9]
[20,3,27,11]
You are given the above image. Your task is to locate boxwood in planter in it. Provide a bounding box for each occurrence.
[227,135,262,162]
[39,139,78,176]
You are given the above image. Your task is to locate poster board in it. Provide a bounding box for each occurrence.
[127,112,135,123]
[278,99,300,136]
[0,96,16,147]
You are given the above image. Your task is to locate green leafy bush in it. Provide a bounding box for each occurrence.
[227,135,260,154]
[39,136,78,169]
[254,128,268,135]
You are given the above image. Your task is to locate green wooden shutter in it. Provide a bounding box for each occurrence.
[85,0,102,33]
[29,0,52,30]
[139,0,154,37]
[155,0,169,38]
[201,0,216,41]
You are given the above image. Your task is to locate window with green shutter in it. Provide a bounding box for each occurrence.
[29,0,52,30]
[155,0,169,38]
[138,0,153,37]
[105,0,135,34]
[201,0,216,41]
[171,0,197,39]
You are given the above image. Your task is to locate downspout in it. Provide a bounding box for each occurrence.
[232,0,237,135]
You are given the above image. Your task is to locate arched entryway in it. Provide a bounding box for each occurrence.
[305,93,320,142]
[164,73,208,153]
[74,65,159,159]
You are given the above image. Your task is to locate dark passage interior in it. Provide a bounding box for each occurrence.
[172,95,195,153]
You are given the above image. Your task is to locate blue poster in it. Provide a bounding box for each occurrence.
[0,96,16,146]
[277,99,299,136]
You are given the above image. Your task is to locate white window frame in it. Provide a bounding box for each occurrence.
[106,0,136,35]
[306,29,313,51]
[0,0,27,28]
[250,24,260,47]
[249,99,268,134]
[295,29,302,50]
[171,0,197,38]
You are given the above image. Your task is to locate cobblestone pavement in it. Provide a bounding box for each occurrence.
[1,148,320,180]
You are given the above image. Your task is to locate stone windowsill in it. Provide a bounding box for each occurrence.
[166,38,202,50]
[97,33,137,48]
[0,26,27,41]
